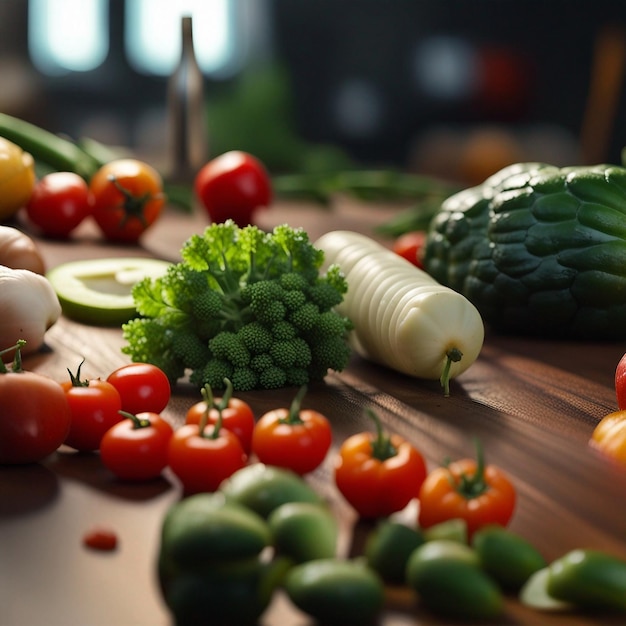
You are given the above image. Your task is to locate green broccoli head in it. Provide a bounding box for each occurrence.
[122,220,352,391]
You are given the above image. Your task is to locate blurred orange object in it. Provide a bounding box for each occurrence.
[590,410,626,466]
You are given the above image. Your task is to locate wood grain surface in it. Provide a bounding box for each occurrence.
[1,200,626,626]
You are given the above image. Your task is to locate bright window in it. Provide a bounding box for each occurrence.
[28,0,109,75]
[125,0,239,77]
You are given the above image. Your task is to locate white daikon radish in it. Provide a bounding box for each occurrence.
[315,230,484,395]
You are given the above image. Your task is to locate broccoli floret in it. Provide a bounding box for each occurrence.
[122,220,352,391]
[291,337,312,367]
[280,272,309,292]
[259,366,288,389]
[192,289,222,321]
[308,279,345,311]
[238,322,273,354]
[271,320,297,341]
[171,330,210,369]
[255,300,286,325]
[192,358,234,390]
[250,353,274,372]
[230,367,258,391]
[286,367,310,387]
[282,289,307,311]
[270,340,298,369]
[310,337,352,380]
[209,331,250,367]
[289,302,320,331]
[311,311,353,338]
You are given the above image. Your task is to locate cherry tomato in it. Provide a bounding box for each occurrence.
[194,150,272,226]
[83,527,118,551]
[25,171,91,238]
[106,362,171,415]
[392,231,427,269]
[615,352,626,410]
[251,386,331,475]
[590,410,626,467]
[61,361,122,452]
[169,397,247,494]
[186,380,255,454]
[90,159,165,243]
[334,408,427,519]
[100,411,174,480]
[0,340,71,464]
[418,440,516,538]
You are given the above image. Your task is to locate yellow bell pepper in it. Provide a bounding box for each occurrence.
[590,410,626,466]
[0,137,35,221]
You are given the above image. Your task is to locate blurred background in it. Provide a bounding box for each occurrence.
[1,0,626,187]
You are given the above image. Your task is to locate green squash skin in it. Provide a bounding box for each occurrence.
[424,162,626,339]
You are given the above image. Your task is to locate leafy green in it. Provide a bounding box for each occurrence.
[122,220,353,390]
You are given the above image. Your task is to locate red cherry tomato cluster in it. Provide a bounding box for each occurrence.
[170,383,331,494]
[3,340,516,538]
[23,150,273,241]
[24,159,165,243]
[333,410,515,537]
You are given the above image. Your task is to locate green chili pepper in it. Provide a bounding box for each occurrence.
[284,558,385,625]
[364,520,424,584]
[547,549,626,612]
[472,524,546,591]
[220,463,322,518]
[406,539,504,620]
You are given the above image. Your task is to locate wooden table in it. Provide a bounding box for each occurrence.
[2,199,626,626]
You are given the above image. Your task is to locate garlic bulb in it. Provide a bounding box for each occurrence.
[0,265,62,355]
[0,225,45,274]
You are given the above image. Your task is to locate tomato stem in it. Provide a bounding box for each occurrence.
[365,407,397,461]
[107,175,163,227]
[0,339,26,373]
[198,379,233,439]
[440,347,463,397]
[448,438,489,499]
[118,410,151,429]
[67,358,89,387]
[281,385,308,425]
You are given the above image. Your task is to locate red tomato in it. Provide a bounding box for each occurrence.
[107,363,171,415]
[418,441,516,537]
[90,159,164,243]
[392,231,427,269]
[25,172,91,238]
[251,386,331,475]
[168,423,247,494]
[185,382,255,454]
[61,363,123,452]
[194,150,272,226]
[100,411,174,480]
[615,352,626,410]
[334,408,427,518]
[0,341,71,464]
[83,527,118,551]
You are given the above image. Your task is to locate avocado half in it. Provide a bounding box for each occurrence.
[47,257,172,326]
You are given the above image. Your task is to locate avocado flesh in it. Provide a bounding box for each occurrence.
[47,257,171,326]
